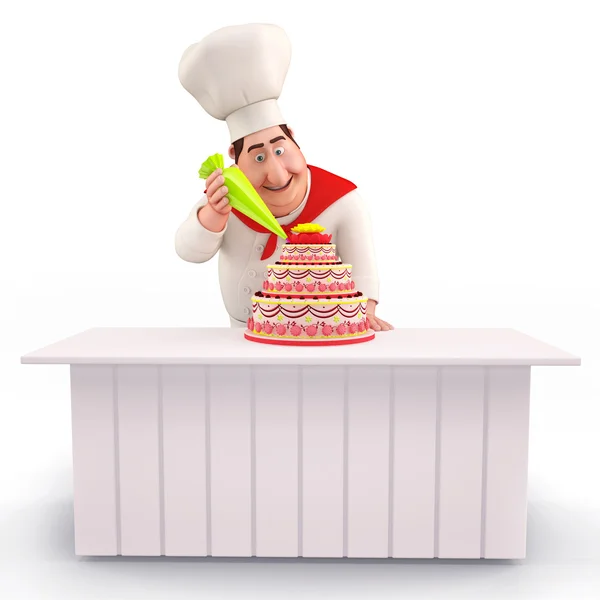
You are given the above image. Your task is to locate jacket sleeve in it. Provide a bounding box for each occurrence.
[333,189,380,303]
[174,195,228,263]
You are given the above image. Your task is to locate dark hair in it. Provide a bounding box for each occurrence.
[232,124,300,163]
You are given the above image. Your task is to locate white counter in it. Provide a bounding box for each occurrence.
[21,327,580,366]
[21,327,580,560]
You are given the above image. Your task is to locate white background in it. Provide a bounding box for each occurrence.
[2,0,599,598]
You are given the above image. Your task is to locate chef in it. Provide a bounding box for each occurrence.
[175,23,392,332]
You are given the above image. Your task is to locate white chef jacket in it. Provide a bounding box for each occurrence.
[174,167,380,327]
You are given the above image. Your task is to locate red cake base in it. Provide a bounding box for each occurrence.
[244,330,375,346]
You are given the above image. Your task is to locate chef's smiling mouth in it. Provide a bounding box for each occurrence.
[263,176,293,192]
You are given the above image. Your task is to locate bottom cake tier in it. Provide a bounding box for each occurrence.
[245,292,374,345]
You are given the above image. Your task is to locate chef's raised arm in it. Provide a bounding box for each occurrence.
[174,195,226,263]
[333,189,380,304]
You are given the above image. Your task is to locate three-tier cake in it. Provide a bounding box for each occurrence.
[244,224,374,345]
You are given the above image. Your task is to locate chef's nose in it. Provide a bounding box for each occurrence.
[266,158,289,186]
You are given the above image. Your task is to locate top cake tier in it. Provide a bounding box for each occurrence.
[279,226,338,264]
[278,243,339,264]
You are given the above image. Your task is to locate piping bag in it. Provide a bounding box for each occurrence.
[199,153,287,239]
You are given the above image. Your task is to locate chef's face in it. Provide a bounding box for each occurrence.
[228,125,308,217]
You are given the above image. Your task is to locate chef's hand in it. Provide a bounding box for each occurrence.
[367,299,393,332]
[198,168,232,232]
[206,168,233,215]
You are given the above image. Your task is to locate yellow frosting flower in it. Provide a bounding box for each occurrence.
[291,223,325,234]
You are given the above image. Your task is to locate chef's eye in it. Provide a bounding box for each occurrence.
[274,146,285,156]
[255,153,266,163]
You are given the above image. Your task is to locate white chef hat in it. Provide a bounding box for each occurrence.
[178,23,292,142]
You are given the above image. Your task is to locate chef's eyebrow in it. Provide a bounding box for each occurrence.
[247,136,286,153]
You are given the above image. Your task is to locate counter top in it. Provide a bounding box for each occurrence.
[20,327,581,366]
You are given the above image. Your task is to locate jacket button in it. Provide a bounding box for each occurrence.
[256,245,264,253]
[248,270,256,277]
[263,271,269,279]
[244,307,250,316]
[243,286,251,294]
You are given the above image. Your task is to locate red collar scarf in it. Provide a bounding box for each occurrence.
[231,165,357,261]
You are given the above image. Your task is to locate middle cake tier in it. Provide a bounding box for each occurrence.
[262,264,356,295]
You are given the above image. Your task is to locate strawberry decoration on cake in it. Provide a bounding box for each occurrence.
[286,223,332,245]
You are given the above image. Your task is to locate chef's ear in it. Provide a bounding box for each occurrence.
[281,124,299,149]
[228,144,235,160]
